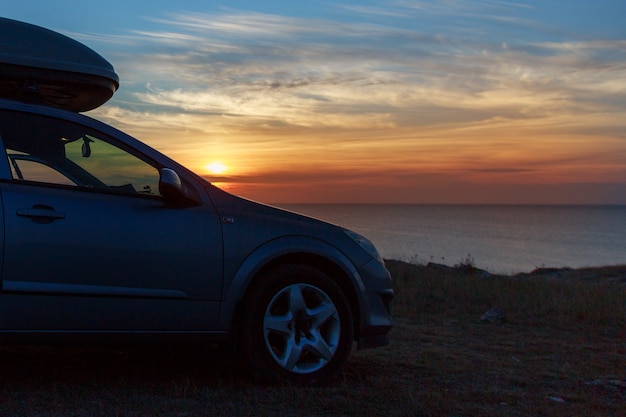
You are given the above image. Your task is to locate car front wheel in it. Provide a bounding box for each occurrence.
[241,264,354,385]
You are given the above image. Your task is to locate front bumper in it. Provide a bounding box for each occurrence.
[354,259,394,350]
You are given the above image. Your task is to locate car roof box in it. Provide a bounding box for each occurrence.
[0,17,119,112]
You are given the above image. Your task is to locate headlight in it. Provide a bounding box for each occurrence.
[344,229,384,265]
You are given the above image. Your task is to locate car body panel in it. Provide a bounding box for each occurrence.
[0,183,221,302]
[0,294,216,332]
[207,186,393,343]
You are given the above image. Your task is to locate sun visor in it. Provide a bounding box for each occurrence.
[0,17,120,112]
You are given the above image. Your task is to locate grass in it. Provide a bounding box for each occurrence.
[0,260,624,416]
[392,261,626,329]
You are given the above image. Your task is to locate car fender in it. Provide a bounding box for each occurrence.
[217,235,366,331]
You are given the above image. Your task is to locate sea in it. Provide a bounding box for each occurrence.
[279,204,626,274]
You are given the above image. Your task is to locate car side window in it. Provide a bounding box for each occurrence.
[7,153,77,185]
[1,110,162,197]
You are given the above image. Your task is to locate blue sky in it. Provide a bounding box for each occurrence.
[3,1,626,203]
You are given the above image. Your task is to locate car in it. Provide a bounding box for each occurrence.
[0,17,393,384]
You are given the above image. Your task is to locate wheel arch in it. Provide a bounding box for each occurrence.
[219,236,365,343]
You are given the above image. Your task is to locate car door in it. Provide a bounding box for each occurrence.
[0,108,223,331]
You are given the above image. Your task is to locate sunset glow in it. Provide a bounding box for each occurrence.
[205,162,228,175]
[7,1,626,204]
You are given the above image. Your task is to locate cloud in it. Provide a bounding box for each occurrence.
[98,9,624,128]
[205,166,626,205]
[80,4,626,203]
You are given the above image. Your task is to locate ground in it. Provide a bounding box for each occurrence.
[0,261,623,416]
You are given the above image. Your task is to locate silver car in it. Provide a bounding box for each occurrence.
[0,17,393,384]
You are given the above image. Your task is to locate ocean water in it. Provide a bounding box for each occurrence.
[280,204,626,274]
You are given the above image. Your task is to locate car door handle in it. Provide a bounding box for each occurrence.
[17,205,66,220]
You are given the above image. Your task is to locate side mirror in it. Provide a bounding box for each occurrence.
[159,168,198,206]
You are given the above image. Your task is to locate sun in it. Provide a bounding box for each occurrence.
[205,161,228,175]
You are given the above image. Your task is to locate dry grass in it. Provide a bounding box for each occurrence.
[0,261,624,416]
[387,260,625,416]
[392,261,626,329]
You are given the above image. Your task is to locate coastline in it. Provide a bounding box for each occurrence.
[385,258,626,283]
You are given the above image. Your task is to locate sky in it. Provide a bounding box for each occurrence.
[4,1,626,204]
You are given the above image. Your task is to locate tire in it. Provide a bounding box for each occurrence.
[241,264,354,385]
